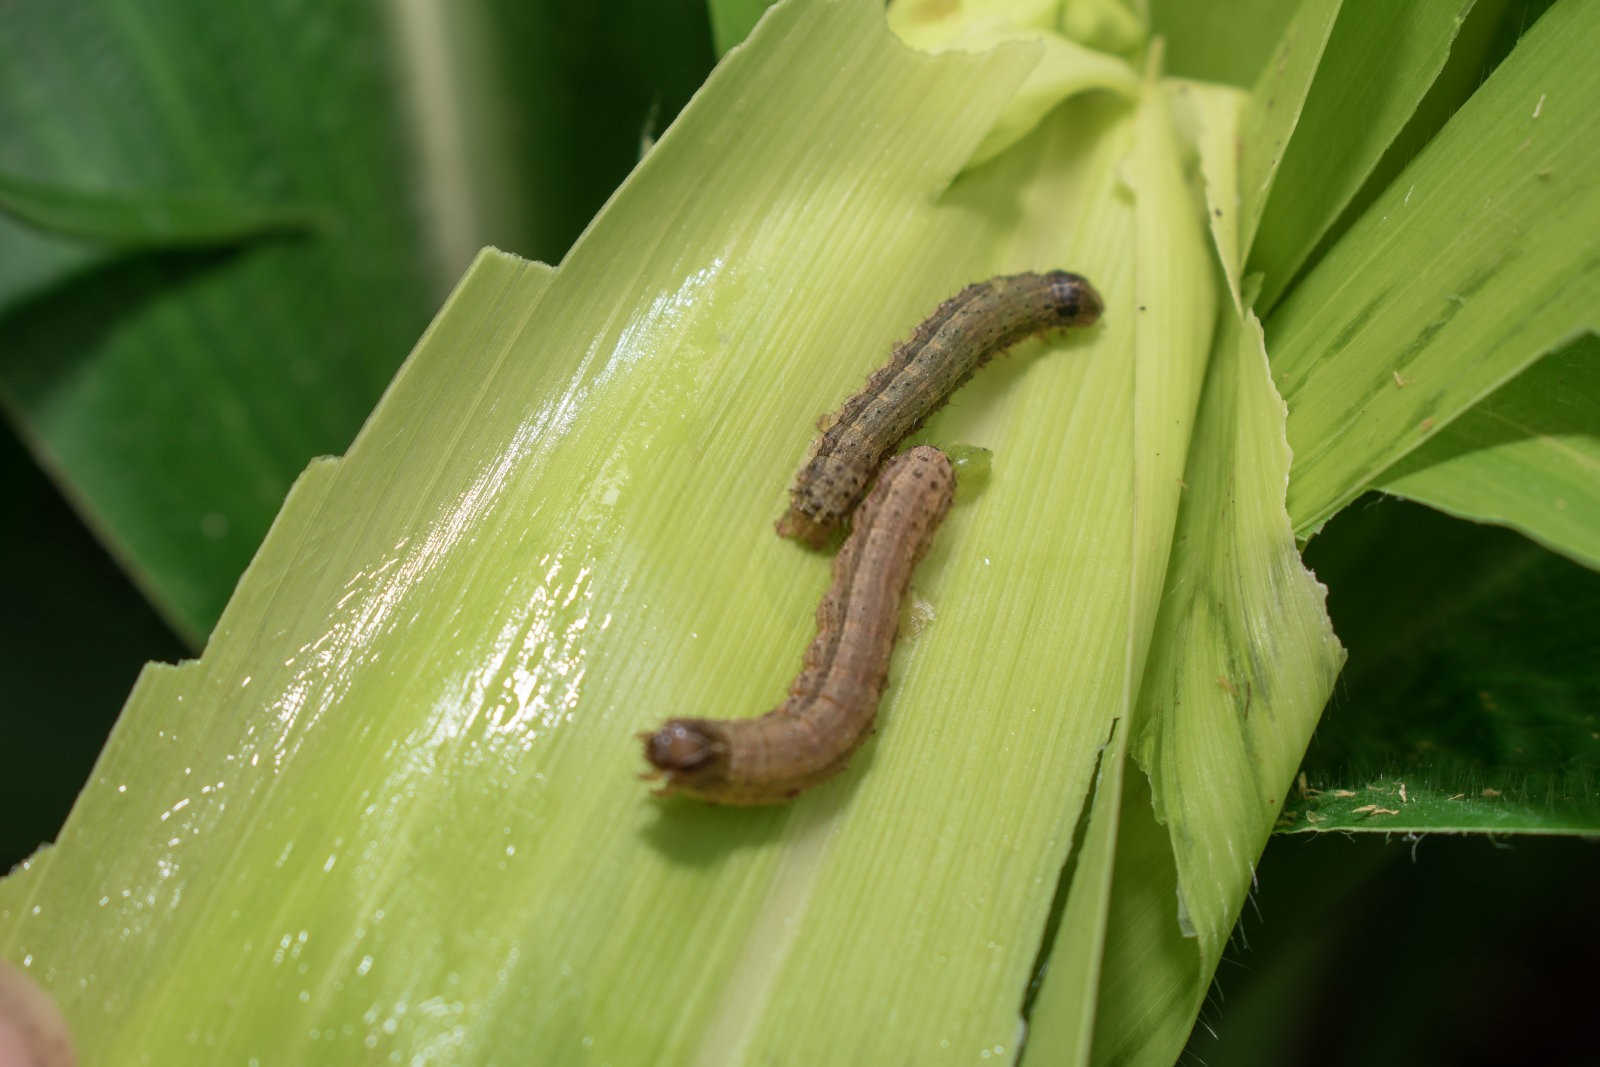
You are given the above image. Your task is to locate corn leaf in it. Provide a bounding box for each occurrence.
[1248,0,1476,311]
[0,171,318,253]
[1,2,1174,1060]
[0,1,711,644]
[1027,293,1345,1063]
[0,4,440,644]
[1375,332,1599,570]
[887,0,1141,168]
[0,0,1347,1057]
[1271,0,1600,537]
[1147,0,1301,87]
[1235,0,1342,260]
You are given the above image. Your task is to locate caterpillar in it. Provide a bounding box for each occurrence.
[777,270,1101,546]
[642,445,956,804]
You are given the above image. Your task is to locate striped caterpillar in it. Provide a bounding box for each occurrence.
[777,270,1101,546]
[641,446,955,804]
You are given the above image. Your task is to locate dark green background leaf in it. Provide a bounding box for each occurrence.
[0,170,318,251]
[1280,494,1600,833]
[0,1,714,872]
[0,1,714,645]
[0,4,440,644]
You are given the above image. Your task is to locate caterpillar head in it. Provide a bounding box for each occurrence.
[1043,270,1104,327]
[640,719,731,797]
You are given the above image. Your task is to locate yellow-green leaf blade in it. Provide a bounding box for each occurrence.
[1236,0,1342,259]
[1032,298,1343,1064]
[3,1,1160,1061]
[1249,0,1477,311]
[887,1,1141,169]
[0,2,1364,1064]
[1132,301,1344,960]
[1375,333,1600,570]
[1272,0,1600,537]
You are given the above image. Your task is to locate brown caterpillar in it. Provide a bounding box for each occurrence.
[642,445,955,804]
[776,270,1101,546]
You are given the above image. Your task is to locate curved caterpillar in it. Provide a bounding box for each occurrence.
[776,270,1101,546]
[642,446,955,804]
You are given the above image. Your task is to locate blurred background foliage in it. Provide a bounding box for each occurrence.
[1,0,1594,1062]
[1,0,716,859]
